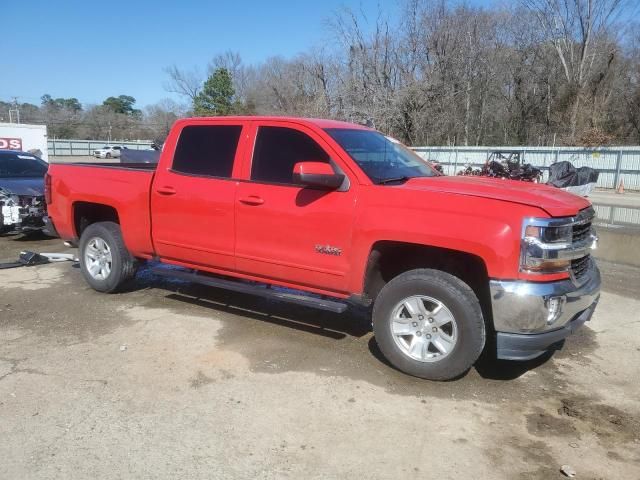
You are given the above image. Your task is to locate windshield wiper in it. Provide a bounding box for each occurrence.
[376,176,412,185]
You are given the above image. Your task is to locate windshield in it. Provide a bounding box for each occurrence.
[325,128,437,183]
[0,153,48,178]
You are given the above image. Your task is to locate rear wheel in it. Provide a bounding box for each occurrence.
[79,221,137,292]
[372,269,485,380]
[106,152,111,159]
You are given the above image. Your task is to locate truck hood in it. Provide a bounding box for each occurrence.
[403,175,590,217]
[0,177,45,197]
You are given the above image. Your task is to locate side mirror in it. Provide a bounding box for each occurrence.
[293,162,344,190]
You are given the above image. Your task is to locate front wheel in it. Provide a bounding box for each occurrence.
[372,269,485,380]
[79,221,137,293]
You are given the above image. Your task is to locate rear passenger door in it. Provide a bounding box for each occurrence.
[151,122,245,271]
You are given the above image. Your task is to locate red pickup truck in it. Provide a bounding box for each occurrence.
[45,117,600,380]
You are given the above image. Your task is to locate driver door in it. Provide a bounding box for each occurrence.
[234,123,356,294]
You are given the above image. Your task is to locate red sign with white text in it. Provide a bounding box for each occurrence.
[0,138,23,150]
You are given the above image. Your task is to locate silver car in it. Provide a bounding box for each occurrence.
[93,146,125,159]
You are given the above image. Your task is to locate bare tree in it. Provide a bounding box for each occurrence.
[162,65,203,103]
[144,99,187,142]
[522,0,629,141]
[209,51,250,101]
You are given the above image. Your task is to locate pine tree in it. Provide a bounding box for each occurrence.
[193,68,235,116]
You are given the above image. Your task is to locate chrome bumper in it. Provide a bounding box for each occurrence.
[489,258,601,334]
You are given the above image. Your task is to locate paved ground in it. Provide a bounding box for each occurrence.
[1,233,639,479]
[588,190,640,266]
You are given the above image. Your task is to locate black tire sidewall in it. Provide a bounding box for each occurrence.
[373,270,485,380]
[79,222,127,293]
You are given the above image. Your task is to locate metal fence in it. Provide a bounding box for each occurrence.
[412,146,640,191]
[47,140,640,190]
[48,139,154,156]
[593,204,640,227]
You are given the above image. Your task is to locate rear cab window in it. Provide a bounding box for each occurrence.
[172,125,243,178]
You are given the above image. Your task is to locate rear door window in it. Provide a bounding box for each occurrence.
[173,125,242,178]
[250,126,330,184]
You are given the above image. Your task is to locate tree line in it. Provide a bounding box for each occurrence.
[167,0,640,146]
[0,94,184,144]
[2,0,639,146]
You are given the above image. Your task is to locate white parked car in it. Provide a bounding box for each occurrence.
[93,145,126,159]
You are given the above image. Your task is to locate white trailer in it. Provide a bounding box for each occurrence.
[0,123,49,162]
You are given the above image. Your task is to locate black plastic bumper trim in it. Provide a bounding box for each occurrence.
[496,298,599,361]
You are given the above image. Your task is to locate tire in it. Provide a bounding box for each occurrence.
[106,152,111,159]
[372,269,485,380]
[79,221,137,293]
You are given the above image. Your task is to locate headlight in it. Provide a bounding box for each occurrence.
[520,208,597,275]
[521,219,576,273]
[524,225,572,244]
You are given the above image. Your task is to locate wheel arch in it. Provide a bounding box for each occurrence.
[73,201,120,238]
[362,240,493,328]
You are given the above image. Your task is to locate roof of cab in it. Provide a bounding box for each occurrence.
[176,116,372,130]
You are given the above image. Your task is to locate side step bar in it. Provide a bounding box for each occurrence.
[150,266,348,314]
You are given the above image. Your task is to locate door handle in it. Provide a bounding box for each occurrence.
[156,186,176,195]
[238,195,264,206]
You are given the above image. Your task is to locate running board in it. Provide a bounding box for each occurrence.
[150,266,348,314]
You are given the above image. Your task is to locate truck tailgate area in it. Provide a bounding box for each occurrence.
[47,163,156,257]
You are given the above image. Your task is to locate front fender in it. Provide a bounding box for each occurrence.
[347,188,544,294]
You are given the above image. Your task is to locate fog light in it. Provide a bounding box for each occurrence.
[546,296,565,325]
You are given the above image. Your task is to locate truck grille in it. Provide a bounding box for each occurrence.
[572,222,592,243]
[571,255,590,280]
[572,206,595,243]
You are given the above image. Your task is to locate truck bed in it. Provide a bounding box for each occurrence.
[47,162,156,258]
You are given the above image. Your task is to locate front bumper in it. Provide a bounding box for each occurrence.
[490,259,601,360]
[496,300,597,360]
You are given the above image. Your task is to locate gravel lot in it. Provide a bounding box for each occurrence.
[1,233,639,479]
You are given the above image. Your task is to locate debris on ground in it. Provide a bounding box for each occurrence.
[560,464,577,477]
[0,250,77,269]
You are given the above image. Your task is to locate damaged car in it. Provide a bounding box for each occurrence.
[0,149,49,234]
